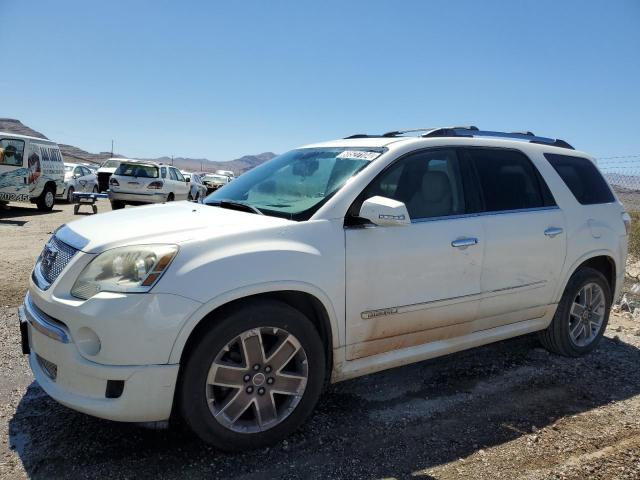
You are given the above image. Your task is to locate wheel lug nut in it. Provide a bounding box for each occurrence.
[265,365,272,373]
[243,374,251,382]
[258,387,265,395]
[246,386,254,394]
[253,364,261,371]
[267,377,274,385]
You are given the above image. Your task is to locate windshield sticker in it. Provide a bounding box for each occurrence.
[336,150,382,161]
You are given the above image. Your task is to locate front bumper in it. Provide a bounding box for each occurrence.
[19,293,179,422]
[108,191,166,204]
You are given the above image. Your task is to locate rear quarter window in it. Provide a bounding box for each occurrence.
[544,154,614,205]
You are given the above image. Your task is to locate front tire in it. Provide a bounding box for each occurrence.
[179,300,325,451]
[36,185,55,211]
[539,267,611,356]
[66,186,75,203]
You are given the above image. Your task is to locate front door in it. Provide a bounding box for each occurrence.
[345,148,484,360]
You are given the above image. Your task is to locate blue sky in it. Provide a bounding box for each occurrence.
[1,0,639,161]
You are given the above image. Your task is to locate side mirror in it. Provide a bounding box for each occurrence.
[358,196,411,227]
[185,178,190,183]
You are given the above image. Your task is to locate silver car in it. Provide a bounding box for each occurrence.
[58,163,99,202]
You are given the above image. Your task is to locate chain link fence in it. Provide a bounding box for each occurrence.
[598,156,640,213]
[597,156,640,310]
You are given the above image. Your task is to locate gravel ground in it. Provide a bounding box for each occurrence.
[1,201,640,479]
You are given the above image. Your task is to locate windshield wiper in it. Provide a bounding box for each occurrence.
[210,200,264,215]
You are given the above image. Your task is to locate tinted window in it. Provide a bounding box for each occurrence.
[545,153,614,205]
[115,163,159,178]
[364,149,466,219]
[161,167,167,178]
[468,148,552,212]
[169,168,178,181]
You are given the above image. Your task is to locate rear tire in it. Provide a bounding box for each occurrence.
[167,193,175,202]
[539,267,611,357]
[110,200,125,210]
[179,300,325,451]
[36,185,55,211]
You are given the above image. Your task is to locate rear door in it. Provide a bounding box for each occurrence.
[173,168,189,199]
[465,147,567,330]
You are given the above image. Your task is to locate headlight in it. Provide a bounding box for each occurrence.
[71,245,178,300]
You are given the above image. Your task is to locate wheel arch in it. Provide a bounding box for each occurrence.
[32,180,57,202]
[169,284,339,377]
[555,251,617,303]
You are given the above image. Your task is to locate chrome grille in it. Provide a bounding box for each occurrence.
[36,236,78,289]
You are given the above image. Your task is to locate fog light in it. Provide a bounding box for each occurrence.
[76,327,101,356]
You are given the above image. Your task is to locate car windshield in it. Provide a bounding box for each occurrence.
[205,147,383,220]
[114,163,159,178]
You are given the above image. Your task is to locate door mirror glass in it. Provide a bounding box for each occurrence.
[359,196,411,226]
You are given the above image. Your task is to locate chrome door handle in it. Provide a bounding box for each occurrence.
[451,237,478,248]
[544,227,563,238]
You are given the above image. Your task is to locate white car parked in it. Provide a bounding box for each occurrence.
[108,161,189,209]
[58,163,99,202]
[182,172,208,201]
[20,127,628,451]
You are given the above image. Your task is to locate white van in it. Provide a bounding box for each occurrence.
[0,132,65,211]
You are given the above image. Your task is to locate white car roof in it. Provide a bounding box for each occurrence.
[300,129,588,159]
[0,131,58,144]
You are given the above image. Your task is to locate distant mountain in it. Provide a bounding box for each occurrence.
[0,118,276,174]
[146,152,277,174]
[0,118,48,139]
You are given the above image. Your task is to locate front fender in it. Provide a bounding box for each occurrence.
[167,280,340,364]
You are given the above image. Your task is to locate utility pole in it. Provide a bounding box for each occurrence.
[111,140,114,158]
[171,155,174,166]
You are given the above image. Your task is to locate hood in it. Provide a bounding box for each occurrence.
[56,201,293,253]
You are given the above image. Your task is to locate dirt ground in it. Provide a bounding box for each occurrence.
[1,201,640,479]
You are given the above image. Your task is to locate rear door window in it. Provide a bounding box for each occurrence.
[466,148,555,212]
[544,153,614,205]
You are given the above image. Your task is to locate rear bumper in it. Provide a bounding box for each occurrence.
[19,294,179,422]
[109,191,166,204]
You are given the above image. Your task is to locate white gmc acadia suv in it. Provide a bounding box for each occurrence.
[19,127,629,451]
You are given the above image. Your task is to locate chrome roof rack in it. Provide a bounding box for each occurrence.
[344,126,574,149]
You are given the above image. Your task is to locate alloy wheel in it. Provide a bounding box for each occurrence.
[569,282,606,347]
[205,327,308,433]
